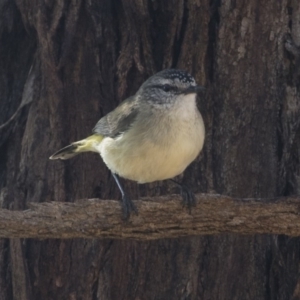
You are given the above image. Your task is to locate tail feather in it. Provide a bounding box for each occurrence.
[49,134,103,160]
[49,144,80,160]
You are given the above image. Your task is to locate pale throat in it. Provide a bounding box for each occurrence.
[174,93,198,119]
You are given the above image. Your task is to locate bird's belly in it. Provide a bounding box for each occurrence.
[98,120,204,183]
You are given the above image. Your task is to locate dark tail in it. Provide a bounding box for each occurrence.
[49,135,104,160]
[49,144,80,160]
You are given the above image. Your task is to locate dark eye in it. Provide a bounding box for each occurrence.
[161,84,173,92]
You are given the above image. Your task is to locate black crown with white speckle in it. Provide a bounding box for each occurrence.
[155,69,196,84]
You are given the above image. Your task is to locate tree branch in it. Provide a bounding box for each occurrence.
[2,194,300,239]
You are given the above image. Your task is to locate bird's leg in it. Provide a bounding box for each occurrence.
[112,173,138,220]
[170,179,196,213]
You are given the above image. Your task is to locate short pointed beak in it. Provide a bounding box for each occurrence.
[182,85,205,95]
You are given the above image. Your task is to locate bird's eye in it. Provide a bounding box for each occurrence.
[161,84,173,92]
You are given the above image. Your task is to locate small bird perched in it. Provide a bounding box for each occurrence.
[50,69,205,219]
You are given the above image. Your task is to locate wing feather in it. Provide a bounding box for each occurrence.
[93,96,139,138]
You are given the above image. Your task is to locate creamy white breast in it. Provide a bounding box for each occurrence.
[96,94,205,183]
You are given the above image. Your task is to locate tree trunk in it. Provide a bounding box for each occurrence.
[1,0,300,299]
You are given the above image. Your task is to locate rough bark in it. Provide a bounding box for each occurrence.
[0,194,300,239]
[1,0,300,299]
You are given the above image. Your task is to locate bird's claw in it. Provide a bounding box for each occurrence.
[180,185,196,214]
[121,194,138,220]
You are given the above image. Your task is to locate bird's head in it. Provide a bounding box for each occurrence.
[137,69,204,108]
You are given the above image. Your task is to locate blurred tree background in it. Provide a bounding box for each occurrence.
[1,0,300,299]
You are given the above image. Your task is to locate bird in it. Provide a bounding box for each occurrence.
[50,69,205,219]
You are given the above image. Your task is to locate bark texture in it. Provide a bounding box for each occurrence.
[1,194,300,239]
[1,0,300,299]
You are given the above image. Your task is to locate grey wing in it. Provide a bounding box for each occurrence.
[93,96,139,138]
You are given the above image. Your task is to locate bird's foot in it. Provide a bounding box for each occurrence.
[180,184,196,214]
[121,194,138,220]
[170,179,196,214]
